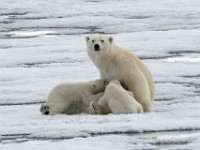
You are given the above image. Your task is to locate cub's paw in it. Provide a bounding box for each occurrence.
[89,101,99,114]
[40,104,49,115]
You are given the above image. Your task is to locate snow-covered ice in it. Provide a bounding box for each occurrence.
[0,0,200,149]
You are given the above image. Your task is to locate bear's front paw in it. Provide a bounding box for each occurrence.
[40,104,49,115]
[89,101,99,114]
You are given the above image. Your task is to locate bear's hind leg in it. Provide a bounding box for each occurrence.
[124,70,152,112]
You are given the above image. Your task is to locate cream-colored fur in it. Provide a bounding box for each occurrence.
[89,80,143,114]
[40,79,107,115]
[86,34,155,112]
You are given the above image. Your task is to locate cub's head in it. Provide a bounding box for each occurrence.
[109,80,121,86]
[106,80,122,90]
[90,79,108,94]
[108,80,133,97]
[85,34,113,58]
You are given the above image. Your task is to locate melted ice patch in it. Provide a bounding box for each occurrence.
[9,30,56,38]
[164,55,200,63]
[0,15,9,20]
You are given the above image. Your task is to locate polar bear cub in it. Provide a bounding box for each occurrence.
[89,80,143,114]
[86,34,155,112]
[40,79,107,115]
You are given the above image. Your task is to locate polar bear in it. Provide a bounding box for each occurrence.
[86,34,155,112]
[40,79,107,115]
[89,80,143,114]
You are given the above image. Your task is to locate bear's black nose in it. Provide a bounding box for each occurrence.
[94,44,100,51]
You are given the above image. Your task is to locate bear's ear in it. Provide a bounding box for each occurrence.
[85,36,90,42]
[109,37,113,44]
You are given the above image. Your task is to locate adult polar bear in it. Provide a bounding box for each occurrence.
[86,34,155,112]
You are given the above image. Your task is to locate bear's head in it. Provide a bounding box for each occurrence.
[90,79,108,94]
[109,80,121,86]
[109,80,134,97]
[85,34,113,59]
[106,80,122,91]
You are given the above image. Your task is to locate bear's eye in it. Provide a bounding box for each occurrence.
[101,40,104,43]
[93,85,96,88]
[92,40,94,43]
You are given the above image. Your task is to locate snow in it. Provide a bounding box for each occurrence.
[0,0,200,149]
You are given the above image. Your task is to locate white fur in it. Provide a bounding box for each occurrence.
[89,80,143,114]
[41,79,107,115]
[86,34,155,112]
